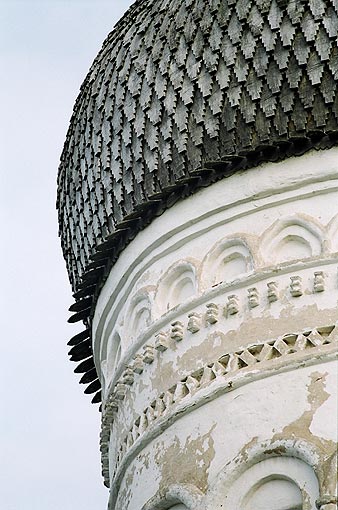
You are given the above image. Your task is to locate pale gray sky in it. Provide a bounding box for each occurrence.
[1,1,134,508]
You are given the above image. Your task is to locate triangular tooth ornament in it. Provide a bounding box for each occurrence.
[185,375,200,393]
[306,330,325,347]
[200,366,216,386]
[212,361,227,376]
[256,343,274,362]
[237,349,258,367]
[162,390,174,410]
[294,334,309,351]
[173,382,189,403]
[138,413,148,435]
[155,397,166,418]
[145,406,156,424]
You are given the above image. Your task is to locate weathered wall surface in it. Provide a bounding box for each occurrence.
[114,362,337,510]
[94,150,338,510]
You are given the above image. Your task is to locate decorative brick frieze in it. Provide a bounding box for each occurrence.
[122,368,134,386]
[314,271,325,292]
[131,354,144,374]
[290,275,303,297]
[205,303,219,324]
[104,266,337,411]
[154,331,168,352]
[114,383,127,401]
[187,312,202,333]
[142,345,155,364]
[100,323,337,487]
[227,294,240,315]
[248,287,259,308]
[99,216,338,372]
[267,281,278,303]
[171,320,184,341]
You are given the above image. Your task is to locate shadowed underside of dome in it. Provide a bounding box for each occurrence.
[57,0,338,403]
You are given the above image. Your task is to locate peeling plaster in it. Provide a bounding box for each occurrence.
[98,153,338,510]
[154,428,216,494]
[273,371,334,450]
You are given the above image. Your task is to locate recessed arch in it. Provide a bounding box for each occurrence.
[327,213,338,252]
[101,331,122,390]
[242,473,302,510]
[201,237,255,288]
[260,215,325,265]
[206,439,321,510]
[126,290,153,340]
[224,457,318,510]
[141,483,203,510]
[155,261,199,314]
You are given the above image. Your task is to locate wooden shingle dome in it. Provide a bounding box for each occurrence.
[57,0,338,403]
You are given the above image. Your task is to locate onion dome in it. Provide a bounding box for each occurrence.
[57,0,338,403]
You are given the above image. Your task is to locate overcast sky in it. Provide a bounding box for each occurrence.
[1,1,134,509]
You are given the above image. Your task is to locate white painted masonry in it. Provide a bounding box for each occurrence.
[94,149,338,510]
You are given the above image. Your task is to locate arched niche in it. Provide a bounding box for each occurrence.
[155,261,198,314]
[127,291,153,340]
[141,483,203,510]
[201,237,254,288]
[242,477,302,510]
[144,500,189,510]
[260,215,324,265]
[327,213,338,252]
[101,331,122,390]
[222,457,319,510]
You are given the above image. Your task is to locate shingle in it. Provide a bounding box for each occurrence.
[57,1,338,388]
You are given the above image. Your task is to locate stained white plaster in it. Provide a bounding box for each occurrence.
[105,352,337,507]
[309,364,338,441]
[93,151,338,510]
[110,361,336,510]
[93,149,338,382]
